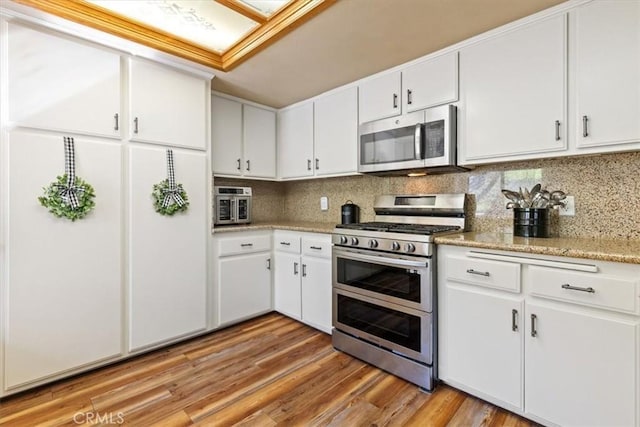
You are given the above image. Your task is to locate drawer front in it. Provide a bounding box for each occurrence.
[274,231,301,254]
[447,255,521,292]
[302,236,331,259]
[527,266,639,314]
[218,234,271,256]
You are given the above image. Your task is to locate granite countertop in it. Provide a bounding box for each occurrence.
[212,221,337,234]
[435,232,640,265]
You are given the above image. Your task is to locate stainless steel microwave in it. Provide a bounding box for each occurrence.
[214,186,252,225]
[358,104,466,175]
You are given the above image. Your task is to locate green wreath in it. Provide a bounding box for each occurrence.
[152,179,189,216]
[38,174,96,221]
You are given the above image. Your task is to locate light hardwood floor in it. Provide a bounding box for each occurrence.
[0,313,534,426]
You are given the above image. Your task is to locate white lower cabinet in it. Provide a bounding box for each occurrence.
[525,302,637,427]
[128,145,208,352]
[274,231,332,333]
[446,286,523,411]
[3,130,123,391]
[213,231,272,326]
[438,245,640,426]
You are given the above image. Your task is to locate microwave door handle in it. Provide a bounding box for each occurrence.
[414,123,423,160]
[231,198,236,221]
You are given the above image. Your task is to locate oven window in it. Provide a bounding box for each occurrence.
[218,199,231,221]
[336,257,421,302]
[237,198,248,220]
[337,294,421,352]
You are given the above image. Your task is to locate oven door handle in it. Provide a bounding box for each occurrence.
[334,249,428,269]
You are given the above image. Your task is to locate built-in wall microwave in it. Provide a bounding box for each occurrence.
[358,104,467,175]
[214,186,252,225]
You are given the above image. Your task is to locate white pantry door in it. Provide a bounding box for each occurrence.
[4,130,123,389]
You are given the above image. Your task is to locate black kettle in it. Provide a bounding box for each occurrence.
[341,200,360,224]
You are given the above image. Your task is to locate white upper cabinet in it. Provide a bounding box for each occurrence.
[7,22,121,138]
[459,15,567,164]
[358,51,459,124]
[128,144,208,352]
[4,130,122,389]
[243,104,276,178]
[211,95,243,176]
[277,101,314,179]
[211,95,276,179]
[358,72,402,123]
[129,59,207,150]
[402,52,459,113]
[570,0,640,150]
[313,86,358,176]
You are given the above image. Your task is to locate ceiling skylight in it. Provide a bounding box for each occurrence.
[88,0,259,52]
[237,0,290,16]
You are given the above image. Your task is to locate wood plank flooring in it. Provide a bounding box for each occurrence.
[0,313,535,426]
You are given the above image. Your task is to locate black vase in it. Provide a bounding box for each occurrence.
[513,208,549,238]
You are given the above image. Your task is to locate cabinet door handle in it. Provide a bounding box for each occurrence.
[114,113,119,131]
[246,159,250,171]
[267,258,271,270]
[555,120,561,141]
[309,246,322,250]
[237,158,241,170]
[240,243,253,247]
[561,283,595,293]
[466,268,490,277]
[393,93,398,109]
[512,309,518,332]
[582,115,589,138]
[315,158,319,170]
[133,117,139,134]
[407,89,413,105]
[307,159,312,171]
[280,241,291,246]
[302,264,307,277]
[294,262,299,275]
[530,314,538,337]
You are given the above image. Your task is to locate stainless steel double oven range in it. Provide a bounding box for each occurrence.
[332,193,466,391]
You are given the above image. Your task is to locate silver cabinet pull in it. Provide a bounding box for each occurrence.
[240,243,253,247]
[512,309,518,332]
[466,268,490,277]
[280,241,291,246]
[246,159,250,171]
[133,117,139,134]
[393,93,398,108]
[561,283,595,293]
[310,246,322,250]
[266,258,271,270]
[114,113,119,131]
[407,89,413,105]
[582,115,589,137]
[555,120,561,141]
[307,159,311,171]
[530,314,538,337]
[315,158,319,170]
[294,262,299,275]
[302,264,307,277]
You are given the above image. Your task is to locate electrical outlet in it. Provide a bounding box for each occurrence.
[560,195,575,216]
[320,196,329,211]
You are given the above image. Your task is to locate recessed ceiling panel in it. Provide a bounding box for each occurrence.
[237,0,290,17]
[89,0,259,52]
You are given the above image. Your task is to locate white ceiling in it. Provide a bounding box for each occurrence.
[211,0,565,108]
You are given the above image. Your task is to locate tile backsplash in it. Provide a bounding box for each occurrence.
[214,150,640,240]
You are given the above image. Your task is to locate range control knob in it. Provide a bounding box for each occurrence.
[405,243,416,253]
[368,239,379,248]
[339,235,348,244]
[350,237,359,245]
[391,241,401,251]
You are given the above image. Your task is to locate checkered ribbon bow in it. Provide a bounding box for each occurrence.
[55,137,84,209]
[162,149,186,208]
